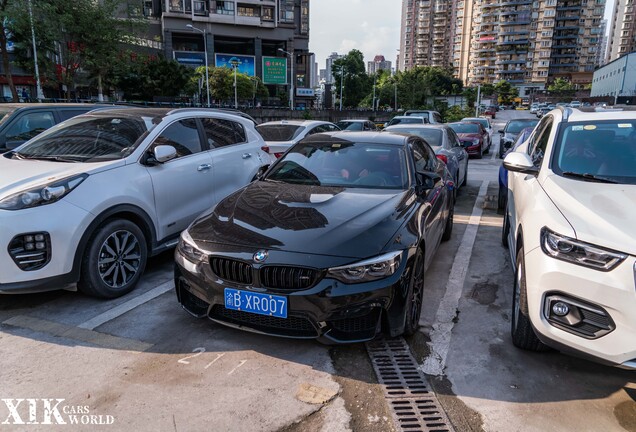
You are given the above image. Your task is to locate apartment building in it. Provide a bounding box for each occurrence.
[401,0,605,93]
[325,52,343,84]
[607,0,636,63]
[156,0,311,107]
[367,55,393,74]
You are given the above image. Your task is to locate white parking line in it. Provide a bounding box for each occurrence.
[421,180,489,376]
[78,280,174,330]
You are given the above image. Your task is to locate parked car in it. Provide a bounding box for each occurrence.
[498,118,539,158]
[502,106,636,369]
[335,119,378,131]
[0,108,269,298]
[569,101,581,108]
[175,131,455,342]
[461,116,493,138]
[255,120,340,161]
[385,116,430,128]
[403,110,444,124]
[447,121,491,158]
[384,124,468,192]
[497,126,534,211]
[483,107,496,118]
[0,103,115,152]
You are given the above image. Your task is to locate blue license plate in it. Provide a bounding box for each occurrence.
[224,288,288,319]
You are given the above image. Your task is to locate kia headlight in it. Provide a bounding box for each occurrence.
[540,227,626,271]
[472,138,480,145]
[0,174,88,211]
[177,230,206,263]
[328,251,403,284]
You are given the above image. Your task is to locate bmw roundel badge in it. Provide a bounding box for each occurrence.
[253,250,268,263]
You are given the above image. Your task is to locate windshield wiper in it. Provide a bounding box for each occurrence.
[561,172,618,184]
[21,155,83,163]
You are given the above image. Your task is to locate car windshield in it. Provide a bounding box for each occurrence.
[551,121,636,185]
[505,120,538,134]
[0,108,16,126]
[463,118,489,129]
[386,127,442,147]
[11,113,157,162]
[336,121,364,131]
[449,123,480,134]
[389,117,423,125]
[256,124,303,141]
[265,141,409,189]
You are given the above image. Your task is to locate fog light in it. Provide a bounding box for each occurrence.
[25,243,35,251]
[552,301,570,317]
[24,235,34,242]
[34,234,45,242]
[35,242,46,250]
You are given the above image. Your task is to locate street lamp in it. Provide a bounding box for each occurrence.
[335,64,346,111]
[27,0,44,101]
[249,76,258,107]
[278,48,294,110]
[229,58,240,109]
[186,24,210,107]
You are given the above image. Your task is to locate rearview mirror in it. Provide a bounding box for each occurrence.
[416,171,441,193]
[503,152,539,175]
[498,129,504,134]
[144,145,177,166]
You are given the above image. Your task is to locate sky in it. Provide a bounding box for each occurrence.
[309,0,403,72]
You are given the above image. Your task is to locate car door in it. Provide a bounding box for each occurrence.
[200,117,262,203]
[445,128,467,186]
[144,118,214,240]
[411,138,445,269]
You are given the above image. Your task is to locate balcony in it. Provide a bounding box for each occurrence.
[555,24,579,30]
[496,69,525,73]
[556,5,581,10]
[495,59,527,64]
[500,7,531,15]
[498,38,529,44]
[552,43,577,48]
[500,20,531,26]
[555,15,579,20]
[500,30,531,35]
[553,33,578,39]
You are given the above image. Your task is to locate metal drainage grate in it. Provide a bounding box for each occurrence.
[366,337,455,432]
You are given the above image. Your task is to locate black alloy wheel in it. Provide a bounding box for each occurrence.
[404,249,425,336]
[79,219,148,298]
[511,245,549,351]
[442,199,454,242]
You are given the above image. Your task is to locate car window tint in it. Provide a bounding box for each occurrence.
[6,112,55,141]
[448,129,462,147]
[326,124,339,132]
[433,113,442,123]
[58,109,91,122]
[411,139,436,172]
[201,118,246,148]
[153,119,201,157]
[530,117,553,166]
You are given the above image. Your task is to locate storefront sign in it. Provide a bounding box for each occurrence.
[262,57,288,84]
[215,54,255,76]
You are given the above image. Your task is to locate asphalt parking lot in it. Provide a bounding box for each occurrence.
[1,109,635,432]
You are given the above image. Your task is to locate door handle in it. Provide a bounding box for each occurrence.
[197,164,211,171]
[242,153,252,159]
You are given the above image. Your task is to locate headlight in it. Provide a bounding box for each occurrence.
[472,138,480,145]
[540,227,626,271]
[0,174,88,211]
[177,230,206,263]
[327,251,402,284]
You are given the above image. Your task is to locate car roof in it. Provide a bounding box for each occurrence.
[385,124,447,130]
[302,131,409,146]
[558,106,636,122]
[0,103,115,111]
[337,119,369,122]
[462,117,489,122]
[257,120,332,127]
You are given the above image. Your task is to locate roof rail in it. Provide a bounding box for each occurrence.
[558,105,573,122]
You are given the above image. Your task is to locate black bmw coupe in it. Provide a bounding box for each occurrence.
[174,131,455,343]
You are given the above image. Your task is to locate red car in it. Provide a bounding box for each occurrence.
[483,107,496,118]
[448,121,491,159]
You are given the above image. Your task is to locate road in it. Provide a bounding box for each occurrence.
[0,109,634,431]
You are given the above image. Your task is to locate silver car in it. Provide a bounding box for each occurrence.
[384,124,468,193]
[256,120,340,162]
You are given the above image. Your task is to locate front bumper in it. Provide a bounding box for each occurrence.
[464,143,482,156]
[174,247,413,343]
[524,246,636,368]
[0,200,92,293]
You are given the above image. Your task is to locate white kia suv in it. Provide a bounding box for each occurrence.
[0,108,269,298]
[503,106,636,369]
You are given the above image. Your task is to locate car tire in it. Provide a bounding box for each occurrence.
[484,141,490,155]
[498,186,507,214]
[461,164,467,187]
[511,245,549,351]
[502,211,510,248]
[442,199,454,242]
[79,219,148,299]
[476,146,483,159]
[403,248,425,336]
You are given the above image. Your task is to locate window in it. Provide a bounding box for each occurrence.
[5,112,55,142]
[411,139,436,172]
[152,119,201,158]
[238,5,259,17]
[216,1,234,15]
[279,0,294,22]
[528,116,553,166]
[262,7,274,20]
[544,9,555,16]
[201,118,246,147]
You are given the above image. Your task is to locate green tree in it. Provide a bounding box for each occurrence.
[548,77,576,98]
[332,49,371,108]
[494,80,519,104]
[1,0,21,101]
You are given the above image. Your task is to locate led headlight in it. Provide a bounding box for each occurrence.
[472,138,480,145]
[0,174,88,211]
[540,227,627,272]
[327,251,403,284]
[177,230,206,263]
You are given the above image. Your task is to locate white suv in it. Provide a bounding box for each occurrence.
[503,106,636,369]
[0,108,269,298]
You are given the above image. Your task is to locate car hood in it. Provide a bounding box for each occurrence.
[188,181,414,259]
[0,155,123,200]
[542,174,636,255]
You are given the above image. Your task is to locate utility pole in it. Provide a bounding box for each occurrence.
[372,72,376,113]
[278,48,294,110]
[28,0,44,101]
[394,82,397,111]
[339,65,346,111]
[475,84,481,117]
[187,24,209,107]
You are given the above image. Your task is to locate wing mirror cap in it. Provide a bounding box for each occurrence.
[503,152,539,175]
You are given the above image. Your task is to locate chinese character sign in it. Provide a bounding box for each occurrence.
[262,57,288,85]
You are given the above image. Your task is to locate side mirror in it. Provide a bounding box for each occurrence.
[503,152,539,175]
[416,171,441,194]
[252,164,270,181]
[145,145,177,166]
[498,129,504,134]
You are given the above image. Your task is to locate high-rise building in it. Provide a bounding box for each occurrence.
[607,0,636,63]
[158,0,311,107]
[368,55,393,74]
[597,19,608,66]
[325,52,343,83]
[401,0,606,92]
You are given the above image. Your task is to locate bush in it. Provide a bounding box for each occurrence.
[444,105,475,122]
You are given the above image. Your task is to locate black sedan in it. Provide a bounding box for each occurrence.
[174,132,454,343]
[497,118,538,158]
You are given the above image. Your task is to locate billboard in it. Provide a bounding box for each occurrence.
[215,54,255,76]
[262,57,288,85]
[174,51,206,67]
